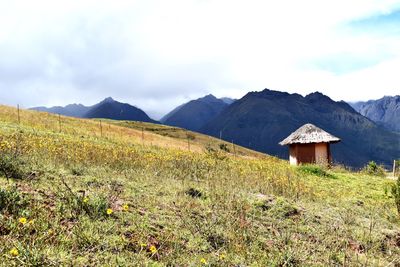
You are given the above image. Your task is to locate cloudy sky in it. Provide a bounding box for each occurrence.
[0,0,399,119]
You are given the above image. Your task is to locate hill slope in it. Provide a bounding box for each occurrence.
[350,96,400,132]
[0,105,399,266]
[161,94,230,131]
[201,89,400,168]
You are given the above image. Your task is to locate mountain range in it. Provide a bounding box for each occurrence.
[31,90,399,168]
[200,89,399,168]
[31,97,157,123]
[161,94,234,131]
[349,96,400,132]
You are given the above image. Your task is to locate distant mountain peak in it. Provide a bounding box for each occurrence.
[198,94,218,102]
[306,91,328,98]
[101,97,116,103]
[30,97,157,123]
[162,94,230,131]
[261,88,286,95]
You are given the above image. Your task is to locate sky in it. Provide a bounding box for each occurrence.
[0,0,399,119]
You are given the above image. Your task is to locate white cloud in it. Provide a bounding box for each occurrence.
[0,0,400,118]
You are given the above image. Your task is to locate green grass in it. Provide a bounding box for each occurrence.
[0,105,399,266]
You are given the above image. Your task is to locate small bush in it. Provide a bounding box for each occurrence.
[363,161,386,177]
[219,143,230,152]
[0,186,28,215]
[56,181,110,220]
[297,164,335,178]
[205,144,216,153]
[185,188,203,198]
[70,165,86,176]
[392,177,400,215]
[0,153,25,180]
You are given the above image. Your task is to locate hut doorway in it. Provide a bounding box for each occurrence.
[296,143,315,164]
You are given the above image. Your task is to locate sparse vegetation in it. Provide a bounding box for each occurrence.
[392,177,400,215]
[362,161,386,177]
[297,164,335,178]
[0,105,399,266]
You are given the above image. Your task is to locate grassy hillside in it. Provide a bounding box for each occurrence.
[0,105,399,266]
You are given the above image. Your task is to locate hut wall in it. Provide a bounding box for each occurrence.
[289,145,298,165]
[315,143,328,165]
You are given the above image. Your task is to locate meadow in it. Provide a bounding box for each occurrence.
[0,105,399,266]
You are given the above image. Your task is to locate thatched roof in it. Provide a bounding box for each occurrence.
[279,123,340,145]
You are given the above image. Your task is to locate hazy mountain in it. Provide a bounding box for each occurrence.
[31,97,157,123]
[161,94,231,131]
[201,89,400,168]
[220,97,236,105]
[31,104,90,118]
[349,96,400,132]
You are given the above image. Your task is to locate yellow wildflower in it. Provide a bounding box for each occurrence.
[18,217,27,225]
[219,253,226,260]
[140,243,147,248]
[106,208,113,215]
[149,245,157,254]
[200,258,207,265]
[122,204,129,211]
[9,248,19,257]
[83,197,89,203]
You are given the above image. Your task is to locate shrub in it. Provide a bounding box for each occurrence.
[56,179,110,220]
[57,192,110,220]
[297,164,335,178]
[392,177,400,215]
[219,143,230,152]
[185,188,203,198]
[0,153,25,180]
[0,186,28,215]
[363,161,386,177]
[205,144,216,153]
[70,165,86,176]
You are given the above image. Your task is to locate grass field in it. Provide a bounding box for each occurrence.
[0,105,399,266]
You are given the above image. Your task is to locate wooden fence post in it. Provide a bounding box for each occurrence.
[17,104,20,124]
[394,160,397,178]
[58,114,61,133]
[232,140,236,158]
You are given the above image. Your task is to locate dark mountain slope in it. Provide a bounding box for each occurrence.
[162,94,230,131]
[31,97,157,123]
[350,96,400,132]
[160,103,186,123]
[84,97,157,123]
[201,89,400,168]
